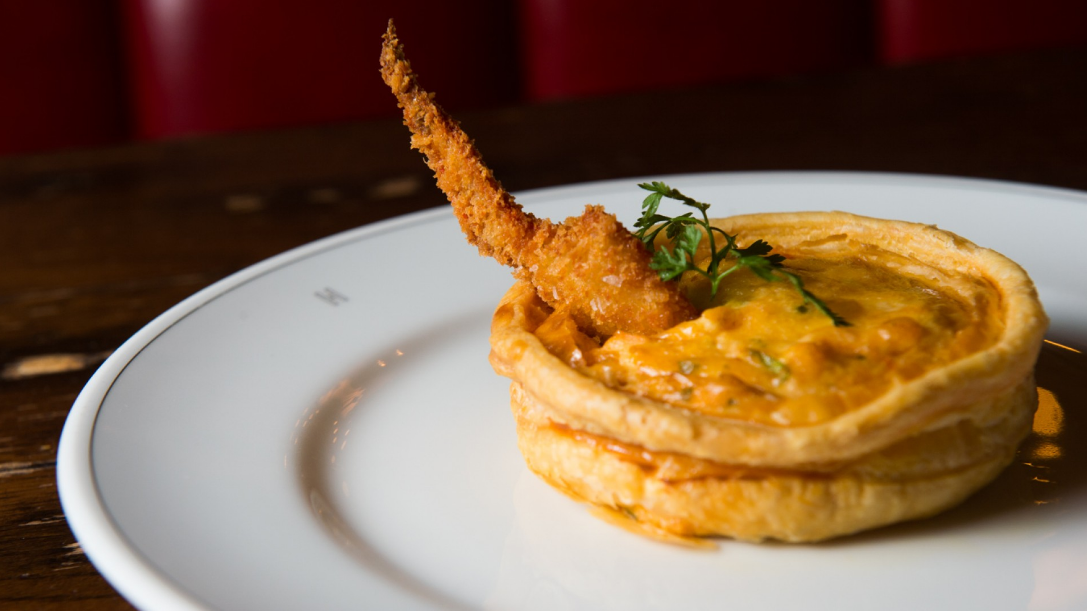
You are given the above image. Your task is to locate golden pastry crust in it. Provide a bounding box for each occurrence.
[518,423,1020,544]
[511,377,1033,542]
[490,211,1048,542]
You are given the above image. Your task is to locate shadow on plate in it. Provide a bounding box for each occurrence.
[294,310,483,611]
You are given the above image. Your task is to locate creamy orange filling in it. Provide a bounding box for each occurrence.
[534,248,1002,427]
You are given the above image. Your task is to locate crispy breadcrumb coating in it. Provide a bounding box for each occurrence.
[380,21,697,337]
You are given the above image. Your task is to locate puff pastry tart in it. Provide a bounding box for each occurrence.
[489,211,1048,543]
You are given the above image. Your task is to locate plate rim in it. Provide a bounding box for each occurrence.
[56,170,1087,611]
[56,204,451,611]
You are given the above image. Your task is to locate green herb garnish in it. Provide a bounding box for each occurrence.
[751,349,791,379]
[633,181,849,327]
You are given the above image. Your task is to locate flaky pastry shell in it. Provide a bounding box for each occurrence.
[489,211,1048,542]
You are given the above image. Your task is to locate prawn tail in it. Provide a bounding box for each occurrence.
[380,20,536,267]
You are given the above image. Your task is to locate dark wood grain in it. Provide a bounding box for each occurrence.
[3,47,1087,609]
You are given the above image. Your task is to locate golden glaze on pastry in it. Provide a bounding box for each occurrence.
[490,211,1048,543]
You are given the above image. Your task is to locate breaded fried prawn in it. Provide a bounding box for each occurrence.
[380,21,697,338]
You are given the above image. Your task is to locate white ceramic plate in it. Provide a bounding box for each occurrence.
[59,172,1087,611]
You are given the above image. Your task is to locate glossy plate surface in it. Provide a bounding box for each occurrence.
[59,173,1087,611]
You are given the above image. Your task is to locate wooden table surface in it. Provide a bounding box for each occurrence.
[3,47,1087,609]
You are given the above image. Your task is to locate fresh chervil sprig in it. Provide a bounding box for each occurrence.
[633,181,849,327]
